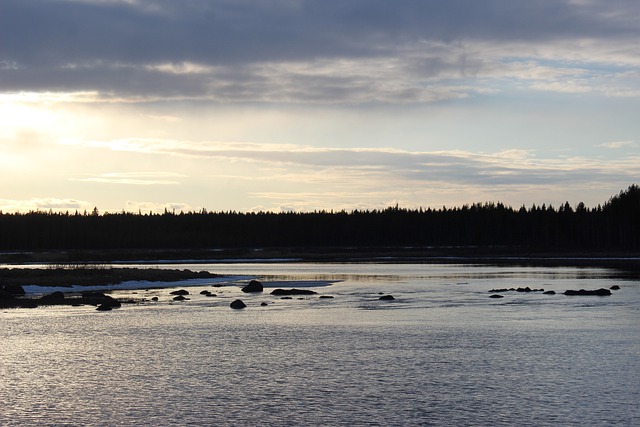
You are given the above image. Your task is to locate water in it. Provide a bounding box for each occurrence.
[2,263,639,426]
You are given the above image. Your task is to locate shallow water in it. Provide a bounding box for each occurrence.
[2,263,639,426]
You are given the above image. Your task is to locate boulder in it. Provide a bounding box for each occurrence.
[39,291,66,303]
[564,288,611,296]
[379,295,395,301]
[151,296,159,301]
[200,290,211,295]
[173,295,188,301]
[1,284,26,296]
[205,293,217,297]
[101,295,121,308]
[319,295,334,299]
[230,299,246,309]
[543,290,556,295]
[610,285,620,290]
[242,280,264,293]
[260,302,269,306]
[489,294,504,298]
[170,289,190,296]
[96,304,113,311]
[270,288,317,296]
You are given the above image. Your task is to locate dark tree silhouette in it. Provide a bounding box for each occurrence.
[0,185,638,253]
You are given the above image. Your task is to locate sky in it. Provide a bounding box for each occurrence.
[1,0,639,214]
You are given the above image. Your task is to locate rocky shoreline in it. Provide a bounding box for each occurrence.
[0,267,218,309]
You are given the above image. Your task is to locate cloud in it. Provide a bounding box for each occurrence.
[2,0,639,103]
[597,140,637,149]
[70,172,184,185]
[69,137,640,189]
[124,200,195,214]
[0,198,93,213]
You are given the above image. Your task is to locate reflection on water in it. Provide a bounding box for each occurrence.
[2,263,639,426]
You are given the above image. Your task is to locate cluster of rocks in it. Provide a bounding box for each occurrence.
[1,284,126,310]
[3,278,395,312]
[489,285,620,298]
[489,287,547,293]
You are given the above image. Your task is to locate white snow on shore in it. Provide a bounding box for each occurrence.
[21,277,337,295]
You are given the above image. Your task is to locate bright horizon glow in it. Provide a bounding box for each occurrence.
[1,0,639,213]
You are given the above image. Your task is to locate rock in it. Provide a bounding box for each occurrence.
[610,285,620,290]
[319,295,334,299]
[379,295,395,301]
[230,299,246,309]
[0,291,38,309]
[39,291,66,303]
[516,287,532,292]
[1,284,26,296]
[151,296,159,301]
[200,290,211,295]
[18,300,39,309]
[564,288,611,296]
[270,288,318,296]
[242,280,263,293]
[489,294,504,298]
[543,290,556,295]
[101,295,121,308]
[96,304,113,311]
[170,289,190,296]
[280,296,293,300]
[261,302,268,306]
[173,295,188,301]
[205,293,217,297]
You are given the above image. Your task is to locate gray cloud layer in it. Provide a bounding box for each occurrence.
[2,0,639,102]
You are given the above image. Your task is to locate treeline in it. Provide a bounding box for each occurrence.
[0,185,638,252]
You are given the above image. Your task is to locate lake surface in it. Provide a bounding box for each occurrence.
[2,262,639,426]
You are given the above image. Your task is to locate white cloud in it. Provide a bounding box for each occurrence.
[597,140,637,149]
[70,172,184,185]
[0,198,93,213]
[123,200,195,214]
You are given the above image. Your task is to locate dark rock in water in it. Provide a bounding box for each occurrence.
[610,285,620,290]
[96,304,112,311]
[39,291,66,303]
[543,290,556,295]
[205,293,217,297]
[1,284,26,296]
[242,280,264,293]
[379,295,395,301]
[151,296,159,301]
[101,295,121,308]
[489,294,504,298]
[0,289,16,302]
[516,287,532,292]
[173,295,188,301]
[319,295,334,299]
[230,299,246,309]
[564,288,611,296]
[261,302,268,306]
[18,300,39,309]
[200,290,211,295]
[170,289,189,296]
[280,296,293,300]
[270,288,318,296]
[0,290,39,309]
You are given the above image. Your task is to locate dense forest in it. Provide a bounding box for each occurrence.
[0,186,638,254]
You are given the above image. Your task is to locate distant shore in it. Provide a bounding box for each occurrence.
[2,247,640,269]
[0,266,217,288]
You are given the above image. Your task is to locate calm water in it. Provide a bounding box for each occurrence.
[2,263,639,426]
